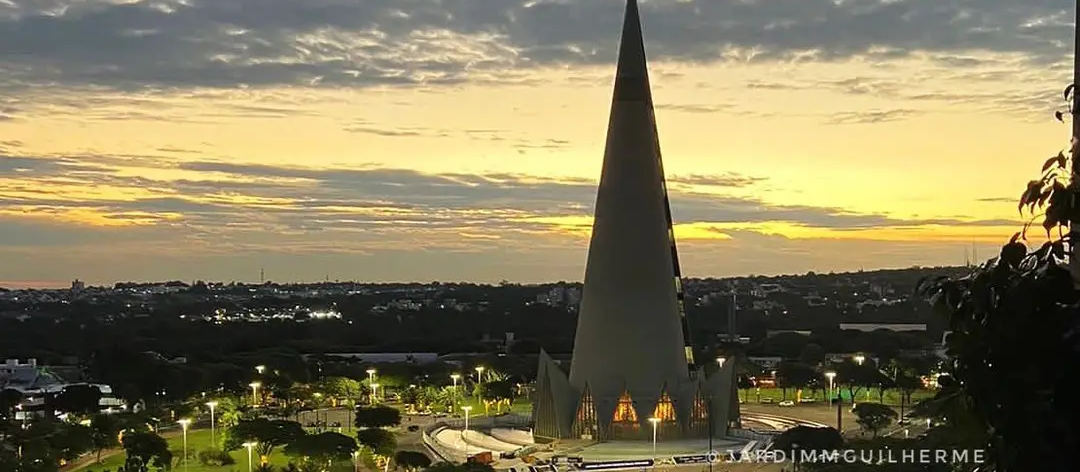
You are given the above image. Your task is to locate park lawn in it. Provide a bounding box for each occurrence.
[453,397,532,417]
[78,429,309,472]
[737,387,936,406]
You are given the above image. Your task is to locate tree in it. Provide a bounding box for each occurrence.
[775,362,818,401]
[284,432,358,470]
[915,110,1080,471]
[396,450,433,470]
[423,462,496,472]
[798,343,826,367]
[52,384,102,418]
[852,402,897,437]
[355,427,397,457]
[833,359,879,402]
[316,377,361,403]
[49,423,94,463]
[224,418,306,461]
[120,430,172,472]
[479,380,514,414]
[771,426,843,471]
[89,413,123,462]
[205,396,241,431]
[354,405,401,429]
[0,388,23,420]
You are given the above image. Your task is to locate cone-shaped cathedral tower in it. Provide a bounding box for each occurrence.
[532,0,739,441]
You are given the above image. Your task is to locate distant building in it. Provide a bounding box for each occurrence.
[766,330,811,338]
[313,353,440,364]
[747,357,783,369]
[838,323,927,332]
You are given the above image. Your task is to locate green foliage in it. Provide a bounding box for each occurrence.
[353,405,401,429]
[479,380,514,403]
[0,388,23,419]
[197,449,236,466]
[395,450,433,470]
[775,361,820,390]
[315,377,361,401]
[52,384,103,417]
[798,343,826,366]
[355,428,397,457]
[120,430,172,471]
[89,413,124,461]
[423,461,496,472]
[224,418,306,459]
[204,396,241,430]
[771,425,844,465]
[852,402,897,437]
[916,116,1080,469]
[284,431,358,463]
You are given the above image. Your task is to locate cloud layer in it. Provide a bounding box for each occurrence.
[0,0,1074,91]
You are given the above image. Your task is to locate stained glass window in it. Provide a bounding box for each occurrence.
[652,390,676,422]
[613,390,639,423]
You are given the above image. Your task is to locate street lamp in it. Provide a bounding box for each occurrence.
[461,406,473,456]
[450,374,461,412]
[854,355,865,366]
[313,392,324,428]
[371,383,380,405]
[243,441,258,472]
[825,371,837,404]
[205,401,218,449]
[352,450,360,472]
[249,382,261,406]
[366,368,377,386]
[474,366,485,384]
[178,419,191,471]
[648,417,660,466]
[255,365,266,375]
[716,357,726,369]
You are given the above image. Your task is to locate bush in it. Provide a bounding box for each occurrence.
[197,450,236,466]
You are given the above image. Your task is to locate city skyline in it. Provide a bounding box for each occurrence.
[0,0,1072,287]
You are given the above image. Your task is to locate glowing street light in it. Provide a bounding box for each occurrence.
[249,382,261,406]
[648,417,661,466]
[854,355,865,366]
[461,406,473,456]
[716,357,727,369]
[371,383,380,405]
[474,366,485,384]
[243,441,258,472]
[352,450,360,472]
[366,368,377,385]
[825,371,837,404]
[255,365,266,375]
[205,401,218,449]
[178,419,192,471]
[450,374,462,412]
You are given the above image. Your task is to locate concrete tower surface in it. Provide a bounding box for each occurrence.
[532,0,737,442]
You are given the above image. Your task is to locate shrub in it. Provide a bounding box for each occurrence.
[197,450,236,466]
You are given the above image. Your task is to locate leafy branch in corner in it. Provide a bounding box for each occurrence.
[914,82,1080,472]
[1020,83,1080,242]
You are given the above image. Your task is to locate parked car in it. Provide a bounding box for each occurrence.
[779,400,795,407]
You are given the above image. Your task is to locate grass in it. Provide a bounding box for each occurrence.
[737,387,936,406]
[77,428,348,472]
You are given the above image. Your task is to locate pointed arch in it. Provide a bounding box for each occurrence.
[612,389,639,424]
[572,384,599,438]
[652,389,676,423]
[689,387,709,436]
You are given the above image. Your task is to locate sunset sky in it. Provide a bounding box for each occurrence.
[0,0,1075,287]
